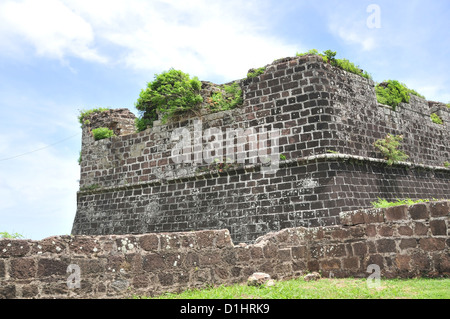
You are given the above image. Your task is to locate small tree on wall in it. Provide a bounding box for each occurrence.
[374,134,409,165]
[92,127,115,140]
[135,69,203,131]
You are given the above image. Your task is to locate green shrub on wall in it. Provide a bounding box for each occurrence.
[375,80,425,110]
[0,231,24,239]
[295,49,372,79]
[135,69,203,131]
[92,127,115,140]
[374,134,409,165]
[207,82,243,111]
[430,113,443,125]
[246,67,266,79]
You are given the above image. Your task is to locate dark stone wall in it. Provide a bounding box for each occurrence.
[73,156,450,243]
[73,55,450,243]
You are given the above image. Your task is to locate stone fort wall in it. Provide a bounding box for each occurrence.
[1,201,448,299]
[72,55,450,243]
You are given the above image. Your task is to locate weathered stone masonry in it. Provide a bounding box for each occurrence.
[72,55,449,243]
[1,201,448,299]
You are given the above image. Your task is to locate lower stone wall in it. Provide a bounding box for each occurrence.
[73,156,450,243]
[1,201,448,299]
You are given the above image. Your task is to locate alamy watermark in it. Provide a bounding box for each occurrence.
[328,264,381,289]
[67,264,81,289]
[367,4,381,29]
[170,119,281,174]
[366,264,381,288]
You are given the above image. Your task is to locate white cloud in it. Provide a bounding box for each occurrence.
[334,26,377,51]
[403,78,450,103]
[1,0,297,81]
[326,4,379,52]
[0,90,81,239]
[0,0,106,63]
[0,134,79,239]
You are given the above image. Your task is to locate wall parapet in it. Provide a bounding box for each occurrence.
[2,201,448,299]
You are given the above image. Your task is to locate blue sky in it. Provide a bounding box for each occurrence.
[0,0,449,240]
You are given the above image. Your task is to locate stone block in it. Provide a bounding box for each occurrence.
[142,254,166,271]
[307,260,320,272]
[249,246,264,259]
[364,254,384,269]
[158,272,173,286]
[365,224,377,237]
[10,258,36,279]
[199,251,221,266]
[419,238,446,251]
[278,248,292,261]
[326,244,347,258]
[432,252,450,274]
[395,255,411,270]
[303,271,321,281]
[32,237,68,254]
[343,257,359,269]
[408,203,429,220]
[411,252,431,271]
[196,230,217,248]
[378,225,393,237]
[352,242,367,256]
[69,237,101,255]
[385,205,408,222]
[320,259,341,270]
[414,222,429,236]
[0,285,16,299]
[22,284,39,298]
[247,272,271,286]
[397,225,413,236]
[430,220,447,236]
[139,234,160,251]
[215,230,233,248]
[37,258,68,278]
[399,238,417,250]
[291,246,307,259]
[430,201,449,217]
[376,239,397,253]
[331,228,350,239]
[0,240,30,257]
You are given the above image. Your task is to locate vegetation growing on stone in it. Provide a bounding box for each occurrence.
[296,49,321,57]
[296,49,372,79]
[430,113,443,125]
[371,198,432,208]
[80,184,101,192]
[207,82,243,111]
[0,231,24,239]
[375,80,425,110]
[374,134,409,165]
[92,127,115,140]
[246,66,266,79]
[135,69,203,131]
[78,107,110,126]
